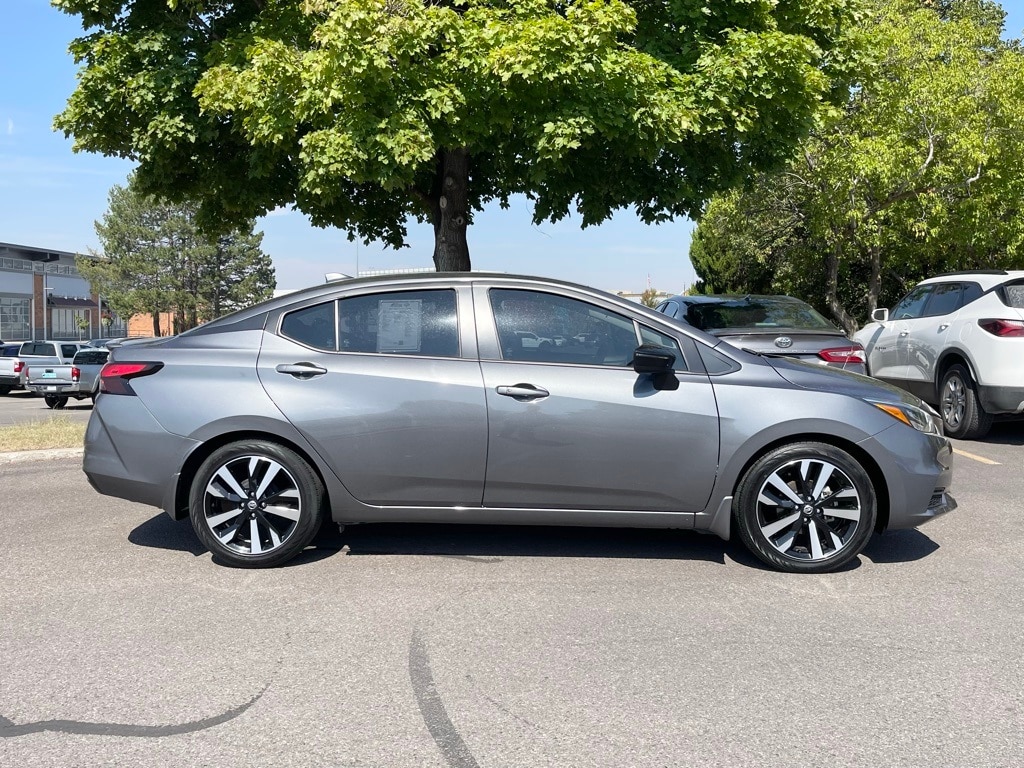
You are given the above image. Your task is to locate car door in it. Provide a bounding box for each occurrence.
[867,285,932,383]
[899,282,966,396]
[475,284,720,512]
[257,285,488,507]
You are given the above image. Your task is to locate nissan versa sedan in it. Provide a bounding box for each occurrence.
[83,273,955,573]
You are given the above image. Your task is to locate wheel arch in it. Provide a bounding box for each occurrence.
[169,430,334,522]
[935,348,977,396]
[728,433,891,534]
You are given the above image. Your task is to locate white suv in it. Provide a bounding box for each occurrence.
[854,270,1024,439]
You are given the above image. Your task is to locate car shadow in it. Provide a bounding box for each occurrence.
[127,516,940,570]
[861,529,939,564]
[975,419,1024,446]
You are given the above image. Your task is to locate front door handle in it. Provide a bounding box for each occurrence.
[496,384,550,401]
[276,362,328,379]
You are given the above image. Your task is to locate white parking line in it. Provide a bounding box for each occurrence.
[952,448,1001,466]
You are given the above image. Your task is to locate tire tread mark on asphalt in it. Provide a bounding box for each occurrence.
[0,685,268,739]
[409,628,480,768]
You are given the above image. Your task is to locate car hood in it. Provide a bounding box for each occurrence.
[765,354,926,407]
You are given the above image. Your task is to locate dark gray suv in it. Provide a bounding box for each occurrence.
[84,273,955,573]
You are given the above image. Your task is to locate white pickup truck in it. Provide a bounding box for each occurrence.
[26,347,110,408]
[0,340,85,395]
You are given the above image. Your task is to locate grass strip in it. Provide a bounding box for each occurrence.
[0,416,87,453]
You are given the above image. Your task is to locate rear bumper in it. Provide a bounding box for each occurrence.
[977,384,1024,415]
[27,383,84,396]
[0,374,20,389]
[83,398,198,511]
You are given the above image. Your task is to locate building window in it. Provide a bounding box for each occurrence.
[0,297,31,341]
[51,308,88,338]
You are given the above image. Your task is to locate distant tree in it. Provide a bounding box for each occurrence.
[689,0,1024,332]
[639,287,661,308]
[55,0,864,272]
[79,175,275,335]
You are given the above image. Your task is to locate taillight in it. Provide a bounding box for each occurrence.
[818,346,866,364]
[13,361,24,373]
[99,362,164,395]
[978,319,1024,337]
[71,366,81,383]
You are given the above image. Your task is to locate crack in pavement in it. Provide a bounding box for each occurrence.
[409,628,480,768]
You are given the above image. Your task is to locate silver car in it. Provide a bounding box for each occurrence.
[655,294,868,374]
[84,273,955,573]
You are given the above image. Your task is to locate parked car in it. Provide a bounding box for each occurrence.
[655,294,867,374]
[854,270,1024,439]
[84,272,954,573]
[0,340,86,393]
[26,347,110,408]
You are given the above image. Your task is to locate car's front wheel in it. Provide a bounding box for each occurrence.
[188,440,325,568]
[939,364,992,440]
[733,442,877,573]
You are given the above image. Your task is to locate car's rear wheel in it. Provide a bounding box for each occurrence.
[939,364,992,440]
[43,395,68,409]
[733,442,877,573]
[189,440,325,568]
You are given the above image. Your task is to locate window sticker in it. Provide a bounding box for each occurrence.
[378,299,422,353]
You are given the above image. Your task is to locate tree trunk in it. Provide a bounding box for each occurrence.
[151,311,161,337]
[429,148,471,271]
[824,247,858,335]
[866,246,881,316]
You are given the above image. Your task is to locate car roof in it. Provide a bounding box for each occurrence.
[661,294,811,305]
[182,271,673,337]
[919,270,1024,290]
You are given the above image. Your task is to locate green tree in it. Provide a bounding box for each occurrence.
[55,0,863,271]
[79,175,275,335]
[690,0,1024,332]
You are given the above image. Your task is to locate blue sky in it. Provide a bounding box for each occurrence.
[2,1,1022,293]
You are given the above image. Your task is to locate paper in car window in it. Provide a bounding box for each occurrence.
[377,300,422,353]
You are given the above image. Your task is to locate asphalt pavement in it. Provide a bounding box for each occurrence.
[0,389,93,427]
[1,421,1022,767]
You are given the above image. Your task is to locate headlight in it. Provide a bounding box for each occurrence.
[868,399,941,435]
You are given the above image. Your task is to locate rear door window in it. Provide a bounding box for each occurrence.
[60,344,80,358]
[922,282,963,317]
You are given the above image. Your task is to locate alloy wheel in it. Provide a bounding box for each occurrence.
[202,455,302,557]
[754,458,863,563]
[941,374,966,431]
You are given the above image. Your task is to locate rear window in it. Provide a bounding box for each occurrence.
[20,342,56,356]
[684,298,837,332]
[1000,280,1024,309]
[73,349,109,366]
[2,345,19,357]
[60,344,81,358]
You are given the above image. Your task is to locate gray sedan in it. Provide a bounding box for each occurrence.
[83,273,954,573]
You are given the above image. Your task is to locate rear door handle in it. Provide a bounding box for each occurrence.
[275,363,328,378]
[496,384,550,401]
[898,331,909,337]
[938,323,950,332]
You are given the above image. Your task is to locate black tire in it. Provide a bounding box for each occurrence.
[733,442,877,573]
[188,440,325,568]
[43,395,68,409]
[939,364,992,440]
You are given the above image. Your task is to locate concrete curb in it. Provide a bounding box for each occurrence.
[0,447,84,465]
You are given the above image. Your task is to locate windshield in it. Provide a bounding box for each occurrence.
[684,297,839,332]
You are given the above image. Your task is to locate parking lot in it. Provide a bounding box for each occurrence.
[1,395,1022,767]
[0,390,93,427]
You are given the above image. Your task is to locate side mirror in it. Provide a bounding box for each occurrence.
[632,344,675,374]
[871,308,889,323]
